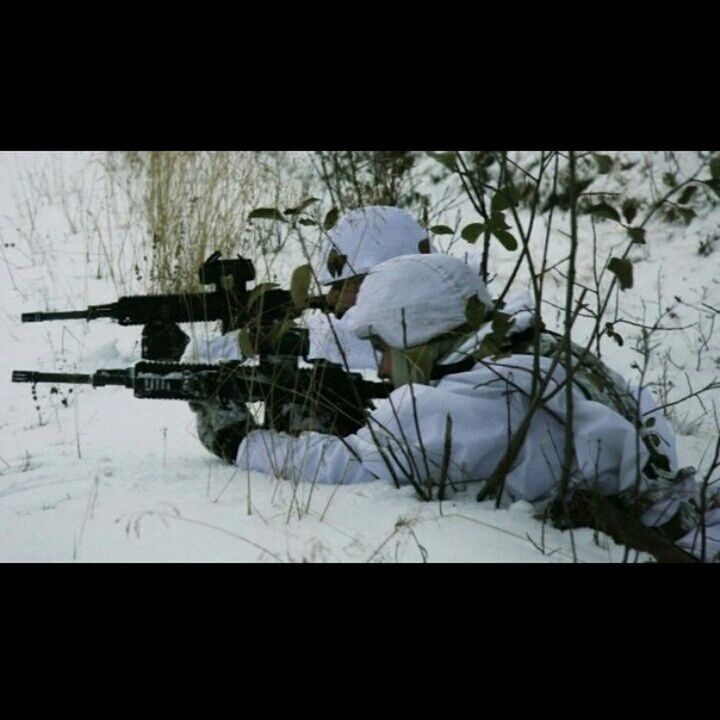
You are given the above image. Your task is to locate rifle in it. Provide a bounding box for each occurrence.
[12,358,390,436]
[20,252,326,361]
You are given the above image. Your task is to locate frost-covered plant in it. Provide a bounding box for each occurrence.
[310,151,429,214]
[422,150,720,561]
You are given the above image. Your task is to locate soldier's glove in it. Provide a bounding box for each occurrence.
[184,372,256,463]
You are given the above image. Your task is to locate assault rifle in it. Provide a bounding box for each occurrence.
[20,252,326,361]
[12,358,390,436]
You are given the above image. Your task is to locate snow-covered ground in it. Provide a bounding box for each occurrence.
[1,151,717,562]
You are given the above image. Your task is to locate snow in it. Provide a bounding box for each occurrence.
[1,151,717,563]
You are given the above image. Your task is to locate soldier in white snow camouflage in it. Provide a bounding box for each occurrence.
[185,206,435,462]
[235,253,720,562]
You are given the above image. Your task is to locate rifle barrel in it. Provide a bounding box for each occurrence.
[22,310,91,322]
[12,370,93,385]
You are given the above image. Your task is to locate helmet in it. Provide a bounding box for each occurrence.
[316,206,434,285]
[348,253,494,349]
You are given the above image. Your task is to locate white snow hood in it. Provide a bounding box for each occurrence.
[348,253,495,348]
[316,206,434,285]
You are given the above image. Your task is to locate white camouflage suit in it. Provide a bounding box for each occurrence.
[235,253,720,562]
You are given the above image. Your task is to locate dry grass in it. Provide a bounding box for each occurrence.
[100,151,307,292]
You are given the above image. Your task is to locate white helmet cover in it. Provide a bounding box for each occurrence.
[316,205,434,285]
[348,253,495,349]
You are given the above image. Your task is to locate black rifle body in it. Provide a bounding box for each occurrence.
[13,360,390,436]
[20,253,326,361]
[21,288,306,328]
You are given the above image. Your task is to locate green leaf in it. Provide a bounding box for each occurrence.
[426,151,457,172]
[678,207,696,225]
[593,153,613,174]
[622,198,639,224]
[323,207,340,231]
[677,185,697,205]
[284,197,320,215]
[326,248,347,278]
[289,264,312,310]
[493,229,518,251]
[604,322,624,346]
[585,202,621,222]
[298,218,317,226]
[461,223,485,243]
[491,311,513,336]
[491,190,513,213]
[627,227,646,244]
[479,335,503,359]
[506,185,521,206]
[477,312,515,358]
[710,156,720,180]
[429,225,455,235]
[608,257,633,290]
[487,211,511,232]
[237,328,257,358]
[644,416,656,428]
[248,207,287,222]
[700,179,720,200]
[465,296,486,330]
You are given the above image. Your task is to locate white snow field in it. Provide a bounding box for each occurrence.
[0,151,717,563]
